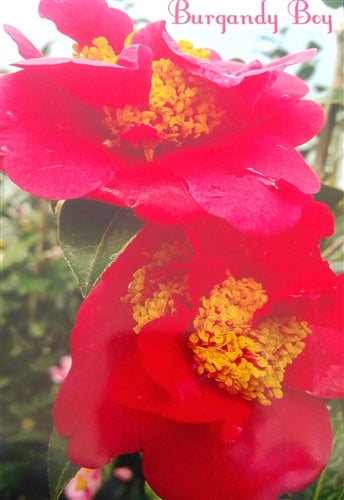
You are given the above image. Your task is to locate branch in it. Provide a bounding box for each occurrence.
[313,22,344,180]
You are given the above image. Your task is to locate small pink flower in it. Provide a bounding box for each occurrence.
[113,466,134,482]
[64,468,102,500]
[49,355,72,384]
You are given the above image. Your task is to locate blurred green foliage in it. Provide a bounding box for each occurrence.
[0,176,81,499]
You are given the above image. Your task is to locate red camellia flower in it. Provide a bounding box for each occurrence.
[53,200,343,500]
[1,0,324,233]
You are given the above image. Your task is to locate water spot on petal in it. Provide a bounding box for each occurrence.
[0,145,10,156]
[6,110,18,122]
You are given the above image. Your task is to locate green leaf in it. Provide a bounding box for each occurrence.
[47,427,79,500]
[314,184,344,210]
[321,0,342,8]
[296,61,316,81]
[57,200,143,297]
[145,482,163,499]
[315,89,344,105]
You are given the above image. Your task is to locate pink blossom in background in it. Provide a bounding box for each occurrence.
[49,355,72,384]
[113,466,134,482]
[64,468,102,500]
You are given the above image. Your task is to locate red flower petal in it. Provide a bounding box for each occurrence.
[0,71,119,199]
[285,325,344,398]
[4,24,42,59]
[137,313,201,401]
[254,98,325,146]
[142,390,332,500]
[133,21,316,88]
[38,0,133,52]
[14,44,153,110]
[110,350,251,426]
[187,173,303,235]
[118,122,162,144]
[89,166,204,224]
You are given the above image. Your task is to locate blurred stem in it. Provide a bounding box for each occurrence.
[321,234,344,259]
[312,468,326,500]
[313,22,344,180]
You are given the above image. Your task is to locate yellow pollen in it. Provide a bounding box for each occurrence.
[75,474,88,491]
[122,241,194,333]
[188,274,310,405]
[102,57,225,160]
[124,30,136,47]
[178,40,211,60]
[73,36,118,63]
[72,34,223,159]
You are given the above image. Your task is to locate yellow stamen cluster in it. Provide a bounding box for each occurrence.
[72,35,224,159]
[103,57,225,158]
[188,274,310,405]
[73,31,134,63]
[178,40,211,60]
[122,241,193,333]
[73,36,118,63]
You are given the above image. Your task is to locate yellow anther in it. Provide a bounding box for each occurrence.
[124,30,136,47]
[178,40,211,61]
[188,274,310,405]
[73,37,118,63]
[74,34,224,158]
[102,58,225,158]
[122,241,194,333]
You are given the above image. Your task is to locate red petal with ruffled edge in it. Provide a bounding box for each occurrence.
[142,390,332,500]
[252,72,325,146]
[285,324,344,398]
[38,0,133,52]
[133,20,317,88]
[13,44,153,110]
[165,133,320,195]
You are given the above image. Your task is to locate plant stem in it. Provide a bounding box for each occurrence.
[312,468,326,500]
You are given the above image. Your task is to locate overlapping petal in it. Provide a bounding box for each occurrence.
[142,392,332,500]
[38,0,133,52]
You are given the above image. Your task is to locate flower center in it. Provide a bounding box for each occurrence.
[122,241,194,333]
[124,243,310,405]
[188,274,310,405]
[103,58,224,160]
[74,36,225,160]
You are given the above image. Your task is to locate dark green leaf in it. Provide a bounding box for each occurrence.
[314,184,344,210]
[48,427,79,500]
[57,200,143,297]
[306,41,322,51]
[321,0,342,8]
[297,61,316,81]
[315,89,344,105]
